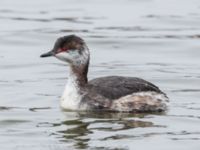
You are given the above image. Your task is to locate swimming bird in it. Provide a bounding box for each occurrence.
[40,35,168,112]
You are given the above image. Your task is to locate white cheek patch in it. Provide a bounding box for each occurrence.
[68,50,80,59]
[55,49,88,65]
[55,52,70,62]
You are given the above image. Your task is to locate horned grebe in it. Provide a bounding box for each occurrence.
[40,35,169,112]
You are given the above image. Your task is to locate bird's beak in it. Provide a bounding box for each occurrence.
[40,50,54,58]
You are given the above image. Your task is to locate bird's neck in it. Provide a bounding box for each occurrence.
[61,62,89,110]
[68,61,89,89]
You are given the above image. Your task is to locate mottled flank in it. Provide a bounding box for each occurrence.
[110,91,168,112]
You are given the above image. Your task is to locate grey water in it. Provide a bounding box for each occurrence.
[0,0,200,149]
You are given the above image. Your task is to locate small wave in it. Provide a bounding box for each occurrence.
[0,16,93,24]
[101,130,200,141]
[95,26,200,32]
[172,89,200,93]
[29,107,51,112]
[144,14,183,19]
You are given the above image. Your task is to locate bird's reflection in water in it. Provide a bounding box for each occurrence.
[54,111,164,149]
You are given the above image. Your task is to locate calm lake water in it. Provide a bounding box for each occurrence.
[0,0,200,149]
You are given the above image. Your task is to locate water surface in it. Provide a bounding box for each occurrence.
[0,0,200,149]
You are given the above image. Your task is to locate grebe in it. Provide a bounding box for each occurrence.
[40,35,168,112]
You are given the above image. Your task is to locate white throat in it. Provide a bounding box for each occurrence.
[60,69,83,110]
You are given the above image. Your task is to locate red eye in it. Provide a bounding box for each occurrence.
[57,48,68,53]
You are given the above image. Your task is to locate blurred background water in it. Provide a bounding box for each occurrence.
[0,0,200,149]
